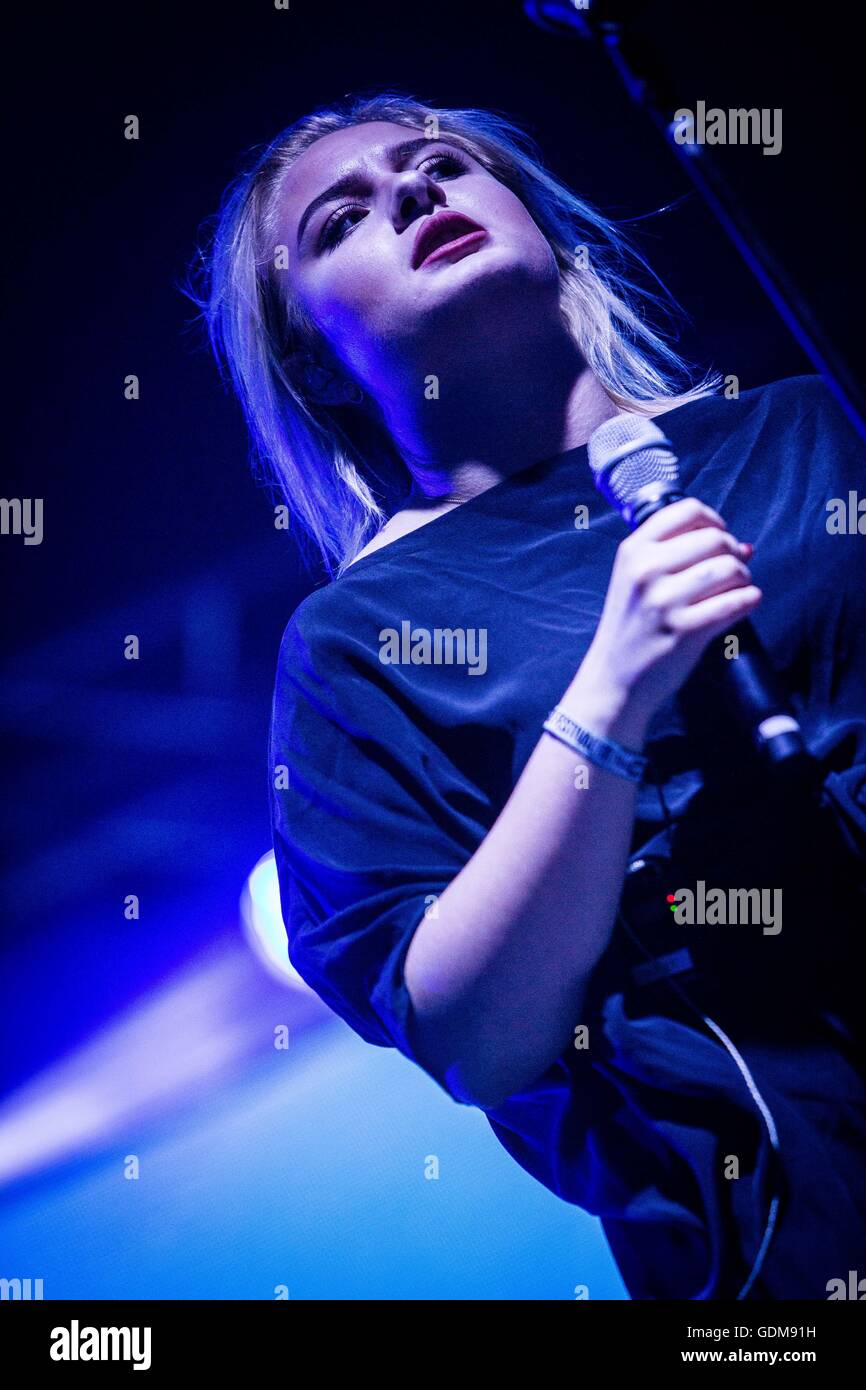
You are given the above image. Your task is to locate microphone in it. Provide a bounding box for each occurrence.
[587,413,811,771]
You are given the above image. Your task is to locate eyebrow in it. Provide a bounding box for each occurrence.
[295,136,456,249]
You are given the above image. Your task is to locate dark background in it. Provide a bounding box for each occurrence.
[3,0,864,1092]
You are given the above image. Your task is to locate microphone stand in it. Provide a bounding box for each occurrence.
[523,1,866,446]
[527,6,864,1090]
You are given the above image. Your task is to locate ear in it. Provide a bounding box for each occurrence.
[284,348,364,407]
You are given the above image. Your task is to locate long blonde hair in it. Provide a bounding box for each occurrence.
[187,90,720,577]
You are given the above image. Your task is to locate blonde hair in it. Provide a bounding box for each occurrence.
[187,90,720,577]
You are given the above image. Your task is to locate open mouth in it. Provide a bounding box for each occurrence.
[412,211,488,270]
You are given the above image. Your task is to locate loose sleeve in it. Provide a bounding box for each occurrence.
[268,592,492,1106]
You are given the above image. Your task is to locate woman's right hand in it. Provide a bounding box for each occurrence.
[579,496,762,726]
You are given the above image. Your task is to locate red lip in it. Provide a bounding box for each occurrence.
[412,211,488,270]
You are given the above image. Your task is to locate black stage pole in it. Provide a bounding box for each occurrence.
[524,0,866,445]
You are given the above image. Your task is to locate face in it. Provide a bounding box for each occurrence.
[275,120,560,402]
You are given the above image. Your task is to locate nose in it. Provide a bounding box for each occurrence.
[390,169,447,235]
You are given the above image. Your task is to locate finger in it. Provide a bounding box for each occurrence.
[650,526,749,577]
[631,496,727,545]
[649,553,753,610]
[664,584,763,634]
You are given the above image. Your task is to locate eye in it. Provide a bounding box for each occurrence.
[416,151,469,179]
[319,203,366,250]
[318,149,469,250]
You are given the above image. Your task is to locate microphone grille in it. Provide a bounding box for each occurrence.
[587,413,680,513]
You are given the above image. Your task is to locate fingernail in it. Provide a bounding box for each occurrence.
[740,541,754,557]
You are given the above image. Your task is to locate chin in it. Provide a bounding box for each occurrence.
[418,243,531,301]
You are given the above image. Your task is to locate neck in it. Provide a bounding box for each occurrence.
[378,326,621,507]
